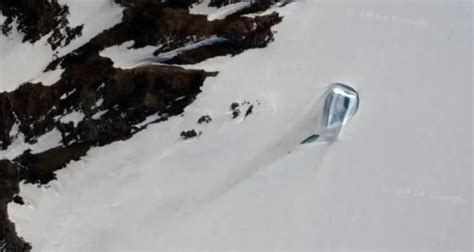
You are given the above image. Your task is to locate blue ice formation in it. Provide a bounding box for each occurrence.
[301,83,359,144]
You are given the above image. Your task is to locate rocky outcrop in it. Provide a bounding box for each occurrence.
[0,160,32,252]
[0,0,83,50]
[0,0,285,251]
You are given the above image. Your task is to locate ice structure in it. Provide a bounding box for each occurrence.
[301,83,359,144]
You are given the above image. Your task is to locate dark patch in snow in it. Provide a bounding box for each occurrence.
[11,196,23,206]
[197,115,213,124]
[244,105,254,117]
[230,101,257,119]
[180,129,202,139]
[230,102,241,119]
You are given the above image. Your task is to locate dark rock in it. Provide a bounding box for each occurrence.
[197,115,212,124]
[0,160,31,252]
[0,0,83,49]
[180,129,201,140]
[232,110,241,119]
[245,105,254,117]
[230,102,239,110]
[230,102,241,119]
[12,196,24,205]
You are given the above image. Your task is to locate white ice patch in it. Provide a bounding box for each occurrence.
[60,89,76,100]
[134,114,162,128]
[59,111,85,127]
[9,123,20,138]
[30,68,65,86]
[157,36,227,60]
[94,98,104,108]
[190,0,251,21]
[0,13,6,24]
[0,128,62,159]
[243,2,283,18]
[99,41,161,69]
[97,83,106,90]
[0,24,55,92]
[91,110,108,120]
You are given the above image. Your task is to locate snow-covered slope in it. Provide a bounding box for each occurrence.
[6,0,473,251]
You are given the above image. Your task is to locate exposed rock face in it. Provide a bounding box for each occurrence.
[0,0,284,251]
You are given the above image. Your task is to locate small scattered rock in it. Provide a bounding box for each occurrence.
[197,115,212,124]
[180,129,201,140]
[230,102,240,111]
[230,102,241,119]
[232,110,241,119]
[12,195,24,205]
[230,101,257,119]
[244,105,254,117]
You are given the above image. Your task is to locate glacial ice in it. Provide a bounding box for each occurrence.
[302,83,359,143]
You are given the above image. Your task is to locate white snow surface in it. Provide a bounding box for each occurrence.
[0,0,123,92]
[59,111,85,127]
[30,68,65,87]
[99,41,160,69]
[190,0,252,21]
[0,128,62,160]
[91,110,108,120]
[6,1,473,251]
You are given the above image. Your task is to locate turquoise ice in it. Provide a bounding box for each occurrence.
[302,83,359,144]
